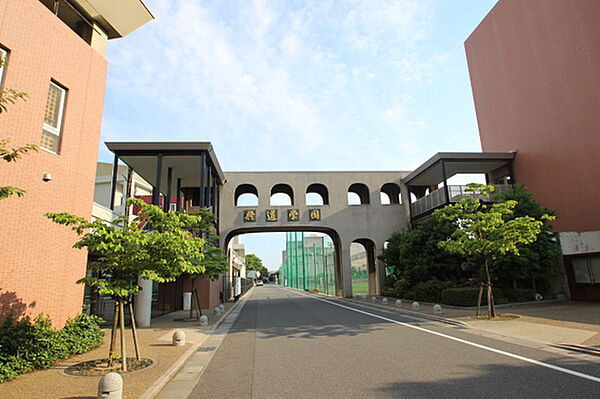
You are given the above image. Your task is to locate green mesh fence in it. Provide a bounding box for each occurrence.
[279,232,336,295]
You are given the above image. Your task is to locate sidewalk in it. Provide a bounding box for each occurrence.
[0,303,236,399]
[352,295,600,349]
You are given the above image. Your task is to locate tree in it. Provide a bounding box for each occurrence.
[0,139,38,199]
[46,198,209,371]
[1,56,36,200]
[491,184,561,291]
[245,254,268,280]
[379,217,470,296]
[433,184,554,318]
[185,208,228,320]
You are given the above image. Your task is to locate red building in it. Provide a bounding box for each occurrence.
[0,0,152,327]
[466,0,600,300]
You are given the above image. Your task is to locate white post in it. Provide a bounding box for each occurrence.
[135,277,153,328]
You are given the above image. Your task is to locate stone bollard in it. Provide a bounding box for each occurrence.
[433,304,442,315]
[200,315,208,326]
[98,372,123,399]
[218,304,225,312]
[172,330,186,346]
[371,296,377,303]
[361,295,367,300]
[382,298,389,305]
[212,307,221,316]
[412,301,420,311]
[352,294,358,299]
[395,299,403,307]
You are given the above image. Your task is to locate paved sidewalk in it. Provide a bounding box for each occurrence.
[0,303,236,399]
[352,295,600,349]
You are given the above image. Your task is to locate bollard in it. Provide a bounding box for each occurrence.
[433,304,442,315]
[412,301,420,311]
[395,299,403,307]
[200,315,208,326]
[371,296,377,303]
[353,295,358,299]
[98,372,123,399]
[172,330,186,346]
[361,295,367,300]
[212,307,221,316]
[218,304,225,312]
[382,298,389,305]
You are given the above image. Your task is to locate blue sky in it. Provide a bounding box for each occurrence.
[99,0,498,270]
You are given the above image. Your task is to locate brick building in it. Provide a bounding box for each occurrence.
[0,0,152,326]
[465,0,600,300]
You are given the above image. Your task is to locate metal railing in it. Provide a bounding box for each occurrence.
[411,184,513,217]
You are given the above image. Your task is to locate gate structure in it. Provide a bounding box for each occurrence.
[219,171,411,297]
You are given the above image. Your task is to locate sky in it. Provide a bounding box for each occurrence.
[98,0,499,270]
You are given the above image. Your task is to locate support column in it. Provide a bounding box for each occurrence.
[176,178,182,212]
[135,277,153,328]
[338,241,353,298]
[109,153,119,210]
[164,167,172,212]
[199,152,206,207]
[441,160,449,203]
[207,165,212,208]
[152,154,163,206]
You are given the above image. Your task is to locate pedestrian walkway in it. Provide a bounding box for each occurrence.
[0,303,235,399]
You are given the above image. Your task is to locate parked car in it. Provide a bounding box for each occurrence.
[256,280,264,286]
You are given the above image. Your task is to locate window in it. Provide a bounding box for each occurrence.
[41,81,67,154]
[572,256,600,284]
[0,46,7,87]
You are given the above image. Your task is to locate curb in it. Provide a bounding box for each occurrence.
[140,287,254,399]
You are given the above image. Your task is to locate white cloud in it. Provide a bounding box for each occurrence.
[101,0,458,170]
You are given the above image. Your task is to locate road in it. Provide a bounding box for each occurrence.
[184,285,600,398]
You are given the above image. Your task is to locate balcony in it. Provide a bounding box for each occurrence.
[410,184,513,218]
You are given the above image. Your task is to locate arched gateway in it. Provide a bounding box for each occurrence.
[105,142,515,323]
[220,172,411,297]
[105,142,411,302]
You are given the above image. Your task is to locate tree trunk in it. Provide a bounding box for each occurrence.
[194,287,203,319]
[128,299,141,361]
[108,301,119,367]
[476,284,483,317]
[119,299,127,372]
[484,258,496,318]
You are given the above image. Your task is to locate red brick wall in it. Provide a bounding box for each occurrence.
[465,0,600,232]
[0,0,108,327]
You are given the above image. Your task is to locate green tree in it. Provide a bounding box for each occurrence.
[46,198,209,371]
[245,254,268,280]
[185,208,227,319]
[434,184,554,318]
[380,217,469,296]
[492,184,560,291]
[1,56,36,200]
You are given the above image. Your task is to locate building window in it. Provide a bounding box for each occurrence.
[572,256,600,284]
[41,81,67,154]
[0,46,8,88]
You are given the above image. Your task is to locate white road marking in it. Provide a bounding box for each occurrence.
[288,288,600,384]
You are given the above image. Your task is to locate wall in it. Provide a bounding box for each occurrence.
[0,0,108,327]
[465,0,600,232]
[219,171,411,297]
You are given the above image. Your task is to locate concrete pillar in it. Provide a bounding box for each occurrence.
[339,243,353,298]
[135,277,153,328]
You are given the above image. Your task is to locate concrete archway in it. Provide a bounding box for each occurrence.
[352,238,378,295]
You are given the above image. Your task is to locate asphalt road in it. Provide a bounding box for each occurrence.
[188,285,600,398]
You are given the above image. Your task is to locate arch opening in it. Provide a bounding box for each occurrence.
[235,184,259,206]
[347,183,370,205]
[223,228,342,297]
[380,183,401,205]
[306,183,330,205]
[351,239,377,295]
[270,183,294,206]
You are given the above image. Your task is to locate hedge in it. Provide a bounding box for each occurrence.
[0,313,104,382]
[441,287,508,307]
[503,288,536,303]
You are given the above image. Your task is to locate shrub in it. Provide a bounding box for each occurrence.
[441,287,507,307]
[503,288,536,303]
[0,313,104,382]
[380,289,397,298]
